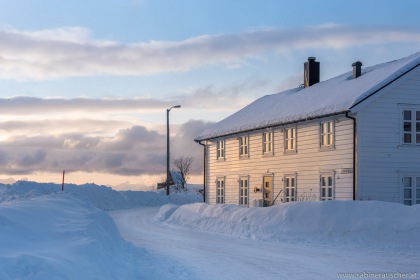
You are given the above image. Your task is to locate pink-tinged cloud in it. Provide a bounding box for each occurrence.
[0,120,214,176]
[0,24,419,80]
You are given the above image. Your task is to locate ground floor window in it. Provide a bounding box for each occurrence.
[320,174,334,200]
[402,176,420,205]
[284,175,296,202]
[216,177,225,204]
[239,177,249,206]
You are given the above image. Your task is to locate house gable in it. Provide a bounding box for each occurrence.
[355,65,420,203]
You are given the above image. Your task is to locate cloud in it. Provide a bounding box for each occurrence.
[0,120,213,177]
[18,149,47,167]
[0,78,266,115]
[0,119,131,138]
[172,120,215,174]
[174,76,270,110]
[1,24,419,80]
[0,96,172,114]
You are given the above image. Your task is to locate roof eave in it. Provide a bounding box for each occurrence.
[194,110,350,142]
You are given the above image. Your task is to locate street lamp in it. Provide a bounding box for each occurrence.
[166,105,181,195]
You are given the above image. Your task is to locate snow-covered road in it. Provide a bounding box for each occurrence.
[110,207,419,280]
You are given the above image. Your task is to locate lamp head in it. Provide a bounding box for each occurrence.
[168,104,181,112]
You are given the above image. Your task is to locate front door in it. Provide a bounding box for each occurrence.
[263,176,273,207]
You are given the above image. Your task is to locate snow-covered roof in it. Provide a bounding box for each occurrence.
[195,52,420,141]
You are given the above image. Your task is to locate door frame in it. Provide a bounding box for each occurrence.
[262,174,274,207]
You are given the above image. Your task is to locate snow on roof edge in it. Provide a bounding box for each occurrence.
[194,110,351,142]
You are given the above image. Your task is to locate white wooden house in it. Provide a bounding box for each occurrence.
[194,52,420,206]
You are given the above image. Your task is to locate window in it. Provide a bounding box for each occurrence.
[216,177,225,204]
[285,128,296,152]
[320,121,334,147]
[402,109,420,144]
[217,140,225,159]
[239,136,248,157]
[402,176,420,205]
[320,174,334,200]
[263,131,273,154]
[239,177,249,206]
[284,176,296,202]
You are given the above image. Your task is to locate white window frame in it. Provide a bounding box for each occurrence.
[262,130,273,155]
[320,120,335,149]
[401,108,420,145]
[401,175,420,205]
[320,173,335,201]
[284,175,297,202]
[239,136,249,157]
[216,140,225,160]
[239,176,249,206]
[284,127,297,153]
[216,177,225,204]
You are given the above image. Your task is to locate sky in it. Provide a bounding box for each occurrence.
[0,0,419,190]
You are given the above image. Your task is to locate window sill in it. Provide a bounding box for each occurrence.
[283,150,297,155]
[239,155,250,160]
[398,144,420,148]
[262,153,274,158]
[319,145,335,152]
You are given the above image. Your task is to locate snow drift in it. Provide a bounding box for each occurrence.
[0,182,203,280]
[0,193,145,280]
[0,181,202,211]
[156,201,420,249]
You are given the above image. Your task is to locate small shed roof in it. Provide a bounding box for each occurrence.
[195,52,420,141]
[170,171,186,185]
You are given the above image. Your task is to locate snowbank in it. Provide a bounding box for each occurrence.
[156,201,420,249]
[0,181,202,280]
[0,181,203,211]
[0,193,145,280]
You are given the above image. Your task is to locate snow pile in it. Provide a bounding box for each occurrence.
[0,183,202,280]
[0,193,145,280]
[157,201,420,249]
[0,181,202,211]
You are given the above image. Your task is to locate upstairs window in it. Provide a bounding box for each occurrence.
[217,140,225,159]
[285,128,296,152]
[320,121,334,148]
[239,136,248,157]
[402,109,420,144]
[263,131,273,154]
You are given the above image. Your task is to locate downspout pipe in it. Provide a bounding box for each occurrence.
[196,140,206,203]
[345,112,357,200]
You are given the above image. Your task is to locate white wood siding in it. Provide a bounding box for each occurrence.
[356,66,420,203]
[205,116,354,206]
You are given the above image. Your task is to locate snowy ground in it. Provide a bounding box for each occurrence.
[112,204,419,280]
[1,181,419,279]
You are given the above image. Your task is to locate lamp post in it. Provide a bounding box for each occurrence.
[166,105,181,195]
